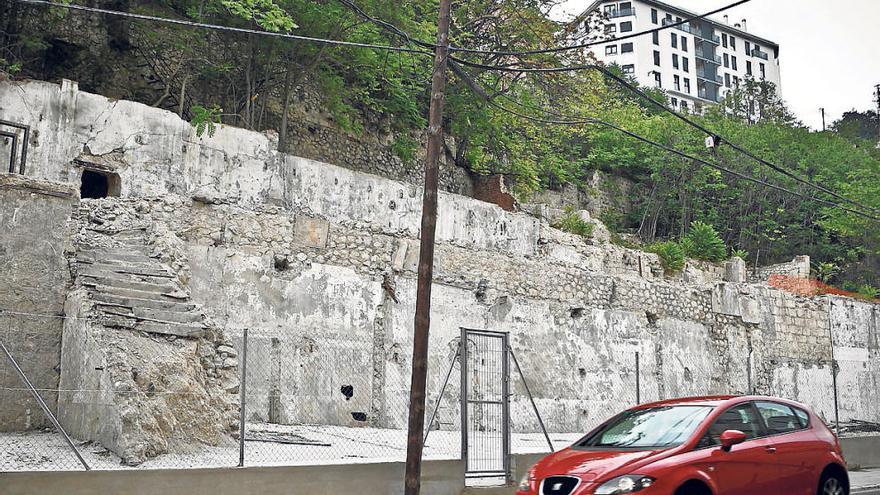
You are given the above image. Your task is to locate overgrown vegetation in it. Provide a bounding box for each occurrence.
[553,208,594,239]
[646,241,686,273]
[1,0,877,289]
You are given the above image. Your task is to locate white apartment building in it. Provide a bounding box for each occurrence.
[575,0,781,113]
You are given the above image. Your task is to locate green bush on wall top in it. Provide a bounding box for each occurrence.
[682,221,728,263]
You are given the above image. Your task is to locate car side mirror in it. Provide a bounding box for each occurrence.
[720,430,747,452]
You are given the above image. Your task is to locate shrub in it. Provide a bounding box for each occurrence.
[857,284,879,299]
[553,210,594,239]
[730,249,749,261]
[647,241,686,273]
[682,221,727,263]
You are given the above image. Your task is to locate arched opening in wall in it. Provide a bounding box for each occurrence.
[80,169,121,199]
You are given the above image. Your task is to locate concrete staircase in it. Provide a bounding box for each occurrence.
[75,215,208,338]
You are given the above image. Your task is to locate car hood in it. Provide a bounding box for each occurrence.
[533,447,665,482]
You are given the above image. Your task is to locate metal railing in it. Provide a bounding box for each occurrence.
[752,49,769,60]
[606,7,635,18]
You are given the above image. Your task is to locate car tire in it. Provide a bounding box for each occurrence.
[819,472,848,495]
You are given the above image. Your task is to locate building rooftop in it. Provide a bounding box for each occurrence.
[580,0,779,53]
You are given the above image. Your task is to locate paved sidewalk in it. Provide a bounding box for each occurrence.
[852,469,880,494]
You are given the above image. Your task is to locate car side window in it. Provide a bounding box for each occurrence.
[698,403,763,448]
[756,401,803,435]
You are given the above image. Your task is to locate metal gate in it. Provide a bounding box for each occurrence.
[460,328,510,481]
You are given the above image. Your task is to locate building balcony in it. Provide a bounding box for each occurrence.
[695,52,722,65]
[751,49,769,60]
[694,32,721,45]
[661,18,694,35]
[697,72,723,85]
[606,7,635,18]
[697,91,721,103]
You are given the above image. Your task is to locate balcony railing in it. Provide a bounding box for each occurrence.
[693,32,721,45]
[751,49,769,60]
[696,72,723,85]
[606,7,635,18]
[695,52,722,65]
[661,18,698,35]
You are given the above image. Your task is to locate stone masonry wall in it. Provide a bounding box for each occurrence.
[0,79,878,440]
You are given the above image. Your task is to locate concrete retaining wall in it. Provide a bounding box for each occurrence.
[0,459,465,495]
[0,175,77,431]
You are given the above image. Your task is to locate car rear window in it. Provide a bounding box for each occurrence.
[577,406,714,449]
[792,406,810,428]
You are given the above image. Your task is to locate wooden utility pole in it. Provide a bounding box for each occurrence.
[403,0,452,493]
[820,107,826,132]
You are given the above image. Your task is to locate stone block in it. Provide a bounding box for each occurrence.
[293,216,329,248]
[724,257,747,283]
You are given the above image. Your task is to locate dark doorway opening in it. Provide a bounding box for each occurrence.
[80,169,120,199]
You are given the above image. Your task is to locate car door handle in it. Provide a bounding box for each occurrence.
[765,447,777,453]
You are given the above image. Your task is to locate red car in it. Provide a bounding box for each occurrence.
[518,395,848,495]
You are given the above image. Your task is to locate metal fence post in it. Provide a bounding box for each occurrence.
[0,338,90,470]
[459,327,468,464]
[828,301,841,437]
[238,328,248,467]
[635,351,640,405]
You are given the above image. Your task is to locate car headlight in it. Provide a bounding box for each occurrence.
[594,475,655,494]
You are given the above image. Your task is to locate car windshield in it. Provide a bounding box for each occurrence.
[577,405,714,449]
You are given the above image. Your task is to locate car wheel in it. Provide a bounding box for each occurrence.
[819,473,847,495]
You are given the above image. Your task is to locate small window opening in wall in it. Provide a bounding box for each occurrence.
[80,169,121,199]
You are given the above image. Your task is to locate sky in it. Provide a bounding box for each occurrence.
[553,0,880,130]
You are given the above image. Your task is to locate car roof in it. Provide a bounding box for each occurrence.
[629,395,811,411]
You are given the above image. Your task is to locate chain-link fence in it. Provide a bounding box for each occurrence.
[1,317,876,473]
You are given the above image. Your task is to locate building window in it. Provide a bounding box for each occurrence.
[753,44,761,55]
[681,37,688,52]
[653,31,659,45]
[760,62,766,79]
[722,33,728,48]
[603,4,615,16]
[723,53,729,68]
[733,75,740,87]
[747,61,753,75]
[684,78,691,94]
[672,53,679,69]
[666,13,672,22]
[672,97,678,106]
[654,50,661,66]
[730,36,736,50]
[621,42,634,53]
[725,73,731,88]
[654,71,662,87]
[683,58,689,72]
[620,21,633,32]
[651,8,658,24]
[622,64,635,74]
[681,100,689,111]
[606,45,618,55]
[731,56,738,71]
[745,41,751,55]
[671,33,678,48]
[605,24,617,35]
[674,75,681,91]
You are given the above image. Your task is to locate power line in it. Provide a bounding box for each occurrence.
[13,0,431,54]
[448,57,880,216]
[447,62,880,222]
[330,0,878,216]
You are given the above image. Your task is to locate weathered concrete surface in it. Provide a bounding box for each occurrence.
[843,436,880,469]
[0,79,878,453]
[0,459,465,495]
[0,175,77,431]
